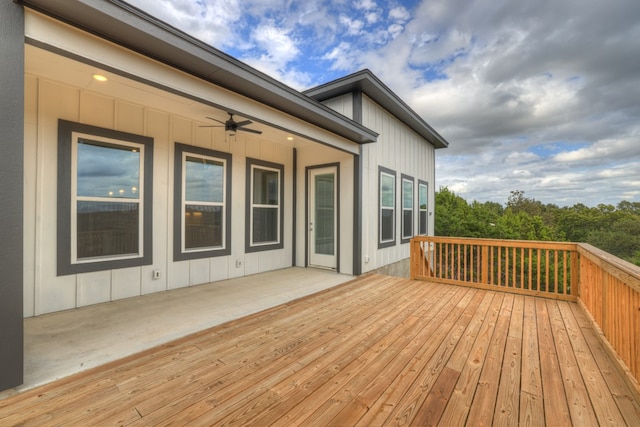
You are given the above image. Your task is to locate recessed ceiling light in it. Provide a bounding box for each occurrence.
[93,74,108,82]
[287,136,294,141]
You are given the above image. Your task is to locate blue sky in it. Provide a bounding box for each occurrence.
[127,0,640,207]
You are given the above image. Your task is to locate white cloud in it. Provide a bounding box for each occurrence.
[322,42,361,71]
[356,0,377,11]
[113,0,640,206]
[365,12,380,24]
[387,24,404,39]
[389,6,410,22]
[339,15,365,36]
[251,22,300,63]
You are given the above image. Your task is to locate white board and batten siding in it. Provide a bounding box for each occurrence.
[359,94,436,273]
[294,146,356,275]
[23,75,294,316]
[320,94,354,120]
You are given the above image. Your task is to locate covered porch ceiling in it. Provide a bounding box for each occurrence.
[25,44,331,152]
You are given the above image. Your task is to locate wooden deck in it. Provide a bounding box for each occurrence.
[1,274,639,426]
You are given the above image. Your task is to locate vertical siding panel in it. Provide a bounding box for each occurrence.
[359,94,437,272]
[230,139,246,279]
[79,91,114,128]
[112,267,142,300]
[189,258,210,286]
[210,256,229,283]
[245,135,261,159]
[213,128,230,153]
[36,80,79,315]
[171,116,191,145]
[116,101,144,135]
[193,124,213,149]
[24,75,38,317]
[77,271,111,306]
[112,101,146,299]
[144,109,171,294]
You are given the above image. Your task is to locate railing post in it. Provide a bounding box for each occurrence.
[481,245,489,284]
[571,247,580,298]
[410,239,417,280]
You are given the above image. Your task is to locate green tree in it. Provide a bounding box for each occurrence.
[434,187,473,237]
[434,187,640,266]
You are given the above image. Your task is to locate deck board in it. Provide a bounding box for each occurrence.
[1,273,639,426]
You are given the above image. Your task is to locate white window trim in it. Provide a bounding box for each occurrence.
[70,132,144,264]
[250,164,281,247]
[181,152,227,253]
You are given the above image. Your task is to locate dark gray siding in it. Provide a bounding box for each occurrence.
[0,1,25,391]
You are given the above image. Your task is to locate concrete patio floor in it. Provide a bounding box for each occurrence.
[1,267,352,400]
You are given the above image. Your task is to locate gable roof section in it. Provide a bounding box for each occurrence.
[21,0,377,145]
[304,70,449,149]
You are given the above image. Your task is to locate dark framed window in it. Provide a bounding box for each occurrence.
[174,143,231,261]
[378,166,396,248]
[401,174,414,243]
[246,158,284,252]
[418,180,429,235]
[57,119,153,275]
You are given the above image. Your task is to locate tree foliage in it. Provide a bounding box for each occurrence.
[435,187,640,266]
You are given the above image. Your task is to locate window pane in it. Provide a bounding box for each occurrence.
[76,201,139,258]
[253,168,279,205]
[381,208,394,241]
[315,173,335,255]
[403,180,413,209]
[419,211,428,235]
[380,174,395,208]
[185,205,223,249]
[77,139,140,198]
[419,184,427,208]
[253,207,278,243]
[403,210,413,238]
[185,156,224,203]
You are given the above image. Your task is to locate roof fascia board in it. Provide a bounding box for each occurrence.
[20,0,377,145]
[305,70,449,149]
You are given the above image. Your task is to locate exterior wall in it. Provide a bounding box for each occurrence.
[359,95,436,273]
[22,11,362,317]
[320,94,354,120]
[295,145,355,275]
[23,75,295,316]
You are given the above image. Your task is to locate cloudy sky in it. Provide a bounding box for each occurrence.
[127,0,640,207]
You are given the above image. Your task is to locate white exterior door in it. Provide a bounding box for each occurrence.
[309,167,337,270]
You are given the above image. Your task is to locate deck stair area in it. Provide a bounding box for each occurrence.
[1,269,640,425]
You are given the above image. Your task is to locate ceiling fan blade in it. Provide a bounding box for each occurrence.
[234,120,252,127]
[237,127,262,134]
[198,125,224,128]
[206,116,226,125]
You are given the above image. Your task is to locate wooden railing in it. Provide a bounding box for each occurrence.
[410,236,640,391]
[410,236,579,301]
[576,243,640,392]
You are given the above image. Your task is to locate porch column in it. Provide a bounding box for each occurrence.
[0,0,25,391]
[353,151,362,275]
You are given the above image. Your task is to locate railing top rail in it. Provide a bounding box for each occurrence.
[412,235,577,251]
[577,243,640,293]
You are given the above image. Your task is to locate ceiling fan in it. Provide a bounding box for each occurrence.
[201,113,262,135]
